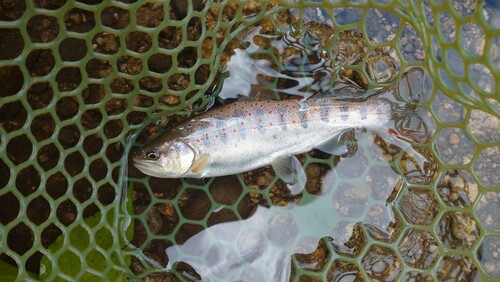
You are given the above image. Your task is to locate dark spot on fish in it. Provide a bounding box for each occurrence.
[298,111,308,128]
[233,108,244,118]
[254,106,266,123]
[320,106,329,122]
[340,103,349,121]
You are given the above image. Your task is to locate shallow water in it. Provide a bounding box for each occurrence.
[122,3,499,281]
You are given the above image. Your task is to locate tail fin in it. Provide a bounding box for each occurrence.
[388,68,435,144]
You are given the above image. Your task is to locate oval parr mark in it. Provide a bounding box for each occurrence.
[340,103,349,121]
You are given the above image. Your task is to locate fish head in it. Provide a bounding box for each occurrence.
[132,140,195,178]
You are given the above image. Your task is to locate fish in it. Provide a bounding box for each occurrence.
[131,88,396,193]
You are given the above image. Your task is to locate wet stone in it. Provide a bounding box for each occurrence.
[398,229,439,269]
[209,176,242,205]
[478,236,500,278]
[475,192,500,232]
[100,6,129,29]
[27,15,59,43]
[468,109,499,143]
[472,146,500,188]
[332,182,368,218]
[399,188,440,226]
[437,211,480,250]
[436,254,478,281]
[401,272,433,282]
[117,55,143,75]
[432,90,466,123]
[327,260,362,282]
[125,31,152,53]
[178,188,211,221]
[145,205,163,235]
[438,169,478,208]
[86,58,112,78]
[64,8,95,33]
[136,3,164,27]
[436,127,475,165]
[365,164,402,202]
[147,53,172,73]
[362,245,402,282]
[92,32,120,54]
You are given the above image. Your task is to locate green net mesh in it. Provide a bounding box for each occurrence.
[0,0,499,281]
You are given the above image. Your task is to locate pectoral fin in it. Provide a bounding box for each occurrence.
[315,132,349,155]
[271,155,307,195]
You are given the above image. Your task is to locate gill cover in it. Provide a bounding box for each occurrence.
[133,141,195,178]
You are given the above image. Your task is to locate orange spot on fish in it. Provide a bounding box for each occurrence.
[222,128,226,132]
[291,105,297,109]
[215,135,219,139]
[292,120,297,124]
[196,139,200,143]
[269,122,273,126]
[268,111,272,114]
[241,122,244,125]
[233,129,237,133]
[248,112,252,116]
[205,133,209,140]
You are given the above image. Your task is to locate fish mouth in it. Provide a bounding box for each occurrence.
[131,158,152,173]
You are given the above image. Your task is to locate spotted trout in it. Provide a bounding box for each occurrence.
[132,90,395,192]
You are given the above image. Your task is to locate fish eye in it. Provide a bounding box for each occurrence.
[146,150,160,160]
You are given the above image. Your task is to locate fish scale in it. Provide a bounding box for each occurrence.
[133,96,393,179]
